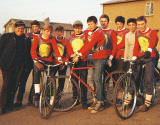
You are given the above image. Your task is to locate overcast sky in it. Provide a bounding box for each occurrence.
[0,0,113,33]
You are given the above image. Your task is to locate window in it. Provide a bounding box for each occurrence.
[145,2,154,16]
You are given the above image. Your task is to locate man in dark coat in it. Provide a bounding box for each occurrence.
[0,20,33,114]
[14,20,40,107]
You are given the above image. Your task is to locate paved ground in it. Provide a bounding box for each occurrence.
[0,70,160,125]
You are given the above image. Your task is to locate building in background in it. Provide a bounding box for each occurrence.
[102,0,160,51]
[4,18,73,38]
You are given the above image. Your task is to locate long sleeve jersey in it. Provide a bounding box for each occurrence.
[52,36,68,62]
[133,27,158,58]
[31,34,61,63]
[79,27,109,60]
[66,32,87,61]
[102,28,117,58]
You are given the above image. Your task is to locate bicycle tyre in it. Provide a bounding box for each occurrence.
[53,75,79,112]
[114,73,137,119]
[151,68,160,105]
[39,77,56,119]
[104,71,125,104]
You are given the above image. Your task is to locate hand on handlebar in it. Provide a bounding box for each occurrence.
[134,58,145,64]
[107,59,112,67]
[71,53,77,58]
[144,51,151,58]
[72,55,79,63]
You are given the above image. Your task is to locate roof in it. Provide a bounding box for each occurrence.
[4,18,73,31]
[102,0,144,5]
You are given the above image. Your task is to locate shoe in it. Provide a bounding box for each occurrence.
[0,108,6,115]
[14,102,23,109]
[88,102,96,110]
[104,101,111,108]
[27,101,34,106]
[5,104,14,112]
[90,101,104,114]
[140,104,150,112]
[88,98,97,110]
[82,103,88,109]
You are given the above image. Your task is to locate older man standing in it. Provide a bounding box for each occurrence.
[0,21,32,114]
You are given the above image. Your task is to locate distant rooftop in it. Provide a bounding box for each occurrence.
[102,0,144,5]
[4,18,73,31]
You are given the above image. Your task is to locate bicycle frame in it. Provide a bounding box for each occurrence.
[69,64,120,96]
[70,66,96,95]
[104,69,119,84]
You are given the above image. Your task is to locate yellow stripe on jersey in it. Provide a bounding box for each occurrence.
[39,43,51,57]
[72,38,84,52]
[138,36,149,52]
[57,43,64,56]
[117,35,122,45]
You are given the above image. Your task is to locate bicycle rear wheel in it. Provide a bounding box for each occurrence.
[104,71,125,104]
[39,77,56,119]
[150,67,160,105]
[114,73,137,119]
[53,75,79,112]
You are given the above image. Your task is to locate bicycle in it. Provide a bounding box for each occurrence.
[36,60,61,119]
[113,57,160,119]
[53,61,125,112]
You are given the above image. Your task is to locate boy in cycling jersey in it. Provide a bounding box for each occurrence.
[72,16,108,113]
[66,20,88,109]
[31,21,62,104]
[133,16,158,111]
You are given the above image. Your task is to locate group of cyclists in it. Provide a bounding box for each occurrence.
[0,14,159,115]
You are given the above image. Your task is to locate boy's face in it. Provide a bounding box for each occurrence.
[42,29,52,39]
[73,26,82,35]
[100,18,109,29]
[32,25,40,33]
[15,26,25,36]
[55,30,64,37]
[137,20,146,32]
[116,22,124,30]
[128,22,136,32]
[87,21,97,31]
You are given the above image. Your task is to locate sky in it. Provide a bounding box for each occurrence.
[0,0,113,33]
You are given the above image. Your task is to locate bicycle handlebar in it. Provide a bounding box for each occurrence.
[35,59,62,68]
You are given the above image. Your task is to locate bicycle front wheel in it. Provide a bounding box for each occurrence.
[104,71,125,104]
[53,75,79,112]
[114,73,137,119]
[39,77,56,119]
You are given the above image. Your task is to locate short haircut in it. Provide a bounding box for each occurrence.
[15,20,25,27]
[87,16,97,24]
[55,25,64,31]
[73,20,83,28]
[127,18,137,25]
[136,16,147,23]
[115,16,125,24]
[100,14,109,22]
[43,24,53,32]
[31,20,40,26]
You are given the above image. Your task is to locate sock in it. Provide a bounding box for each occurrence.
[34,84,40,94]
[145,94,152,107]
[124,93,132,105]
[50,96,54,105]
